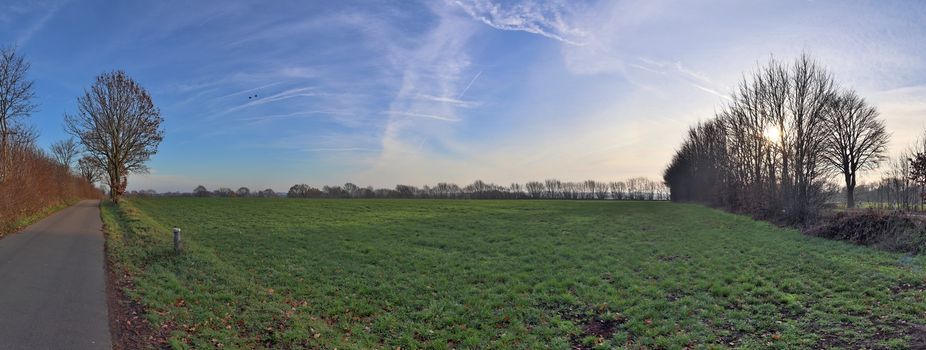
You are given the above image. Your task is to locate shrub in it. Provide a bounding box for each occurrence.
[805,211,926,254]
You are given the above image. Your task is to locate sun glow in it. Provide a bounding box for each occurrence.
[763,126,781,143]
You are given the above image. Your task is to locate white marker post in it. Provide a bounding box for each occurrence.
[173,227,182,253]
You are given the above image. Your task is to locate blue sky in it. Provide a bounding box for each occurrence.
[2,0,925,192]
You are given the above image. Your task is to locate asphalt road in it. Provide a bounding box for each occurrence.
[0,200,111,350]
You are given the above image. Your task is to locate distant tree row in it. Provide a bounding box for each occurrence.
[664,54,889,223]
[283,178,668,200]
[129,178,669,200]
[129,186,279,198]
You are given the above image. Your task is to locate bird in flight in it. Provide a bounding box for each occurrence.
[248,94,259,100]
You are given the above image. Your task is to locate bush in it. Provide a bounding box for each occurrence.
[805,211,926,254]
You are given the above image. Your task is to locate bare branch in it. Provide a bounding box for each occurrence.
[0,45,37,175]
[50,138,80,170]
[821,90,889,208]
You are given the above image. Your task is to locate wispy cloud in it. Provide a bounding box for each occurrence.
[451,0,588,45]
[215,82,284,100]
[385,111,460,122]
[222,87,326,114]
[632,57,731,100]
[690,84,732,101]
[452,1,729,101]
[457,70,481,98]
[374,3,480,168]
[14,0,66,46]
[302,147,379,152]
[414,93,480,108]
[277,66,321,80]
[239,110,350,123]
[23,0,919,191]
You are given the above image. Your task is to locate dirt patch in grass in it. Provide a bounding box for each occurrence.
[810,323,909,350]
[105,237,172,349]
[910,325,926,350]
[570,315,622,350]
[543,303,625,350]
[890,281,926,295]
[808,315,926,349]
[582,317,619,339]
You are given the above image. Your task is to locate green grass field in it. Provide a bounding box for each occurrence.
[103,198,926,349]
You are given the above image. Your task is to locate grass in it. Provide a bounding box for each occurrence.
[1,200,77,238]
[103,198,926,349]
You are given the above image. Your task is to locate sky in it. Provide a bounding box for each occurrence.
[2,0,925,192]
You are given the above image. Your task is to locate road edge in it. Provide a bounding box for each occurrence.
[0,200,75,240]
[101,201,171,350]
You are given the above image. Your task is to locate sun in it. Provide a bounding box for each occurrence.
[763,126,781,143]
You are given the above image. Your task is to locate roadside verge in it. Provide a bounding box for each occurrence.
[102,201,172,349]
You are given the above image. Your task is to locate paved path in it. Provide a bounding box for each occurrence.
[0,200,111,350]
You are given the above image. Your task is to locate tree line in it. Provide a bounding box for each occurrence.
[663,54,890,223]
[0,46,101,233]
[286,178,669,200]
[1,43,164,221]
[134,177,670,200]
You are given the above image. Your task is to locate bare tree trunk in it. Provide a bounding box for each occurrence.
[846,174,856,209]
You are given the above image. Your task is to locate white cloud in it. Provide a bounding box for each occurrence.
[10,0,67,46]
[121,0,926,190]
[414,93,480,108]
[219,87,353,115]
[364,3,481,180]
[451,0,589,45]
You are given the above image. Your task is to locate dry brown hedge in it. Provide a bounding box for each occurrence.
[1,143,101,235]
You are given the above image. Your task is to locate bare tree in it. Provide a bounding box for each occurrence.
[193,185,210,197]
[665,54,840,222]
[236,187,251,197]
[821,90,889,208]
[65,71,164,203]
[524,181,544,198]
[288,184,311,198]
[786,54,835,219]
[0,46,37,175]
[323,185,346,198]
[76,155,102,184]
[343,182,359,197]
[911,152,926,209]
[50,138,80,169]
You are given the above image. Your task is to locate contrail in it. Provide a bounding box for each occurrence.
[457,71,482,99]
